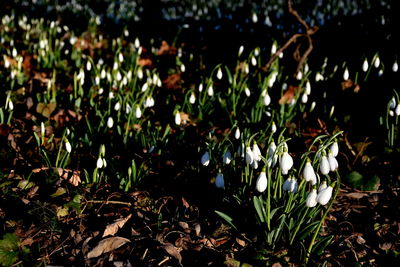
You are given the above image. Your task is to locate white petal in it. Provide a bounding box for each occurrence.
[201,152,210,166]
[256,172,267,192]
[317,186,333,205]
[319,156,330,175]
[306,189,318,207]
[245,147,254,165]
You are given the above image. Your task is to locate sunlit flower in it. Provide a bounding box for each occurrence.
[396,104,400,116]
[393,61,398,72]
[175,112,181,125]
[319,154,330,175]
[374,56,380,68]
[207,85,214,96]
[96,157,103,169]
[114,102,121,111]
[189,92,196,104]
[107,117,114,128]
[245,87,251,97]
[318,181,327,193]
[301,93,308,104]
[135,106,142,118]
[271,122,277,134]
[180,64,186,73]
[343,68,349,80]
[362,59,368,72]
[256,170,267,193]
[251,56,257,66]
[201,151,210,166]
[306,189,318,207]
[245,146,254,165]
[238,45,244,57]
[328,152,338,172]
[215,173,224,188]
[303,160,317,185]
[252,143,262,162]
[223,150,232,165]
[280,149,293,175]
[65,140,72,153]
[217,68,223,80]
[330,141,339,157]
[305,81,311,95]
[235,128,241,140]
[262,91,271,106]
[316,185,333,205]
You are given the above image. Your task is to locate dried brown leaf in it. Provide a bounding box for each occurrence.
[162,244,182,263]
[103,214,132,237]
[279,85,299,105]
[86,237,130,259]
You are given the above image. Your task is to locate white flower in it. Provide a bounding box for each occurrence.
[238,45,244,57]
[393,61,398,72]
[256,171,267,192]
[252,13,258,23]
[362,59,368,72]
[319,155,330,175]
[215,173,224,188]
[301,93,308,104]
[235,128,241,140]
[306,189,318,207]
[245,87,251,97]
[396,104,400,116]
[189,93,196,104]
[8,100,14,110]
[180,64,186,73]
[280,150,293,175]
[318,181,327,193]
[271,43,277,54]
[217,68,223,80]
[374,56,380,68]
[303,161,317,185]
[252,143,262,162]
[267,154,278,168]
[207,85,214,96]
[262,93,271,106]
[102,158,107,168]
[107,117,114,128]
[328,153,338,172]
[198,83,203,92]
[141,83,149,92]
[389,110,394,117]
[201,151,210,166]
[114,102,121,111]
[245,146,254,165]
[267,141,276,159]
[96,157,103,169]
[86,61,91,71]
[126,103,131,114]
[137,68,143,80]
[296,71,303,80]
[135,106,142,118]
[305,81,311,95]
[317,185,333,205]
[223,150,232,165]
[118,53,124,62]
[116,72,122,81]
[251,56,257,66]
[238,143,245,158]
[330,142,339,157]
[174,112,181,125]
[283,177,291,191]
[283,177,297,192]
[65,140,72,153]
[271,122,277,134]
[251,159,259,169]
[343,68,349,80]
[389,97,396,109]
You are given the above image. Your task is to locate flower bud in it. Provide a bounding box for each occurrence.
[96,157,103,169]
[223,150,232,165]
[235,128,241,140]
[256,171,267,192]
[306,189,318,207]
[318,181,327,193]
[245,146,254,165]
[65,140,72,153]
[135,106,142,118]
[319,155,330,175]
[303,161,317,185]
[252,143,261,162]
[175,112,181,125]
[280,150,293,175]
[201,151,210,166]
[215,173,224,188]
[107,117,114,128]
[330,142,339,157]
[217,68,223,80]
[317,185,333,205]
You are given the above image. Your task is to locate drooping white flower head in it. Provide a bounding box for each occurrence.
[318,180,327,193]
[251,56,257,66]
[305,81,311,95]
[135,106,142,118]
[374,56,380,68]
[330,142,339,157]
[319,155,330,175]
[316,185,333,205]
[217,68,223,80]
[289,178,298,193]
[238,45,244,57]
[271,122,277,134]
[201,151,210,166]
[252,143,262,162]
[107,117,114,128]
[362,59,368,72]
[280,149,293,175]
[263,93,271,106]
[245,87,251,97]
[301,93,308,104]
[175,112,181,125]
[306,189,318,207]
[114,102,121,111]
[256,171,267,193]
[343,68,349,80]
[96,157,103,169]
[393,61,398,72]
[215,173,225,188]
[223,150,232,165]
[189,93,196,104]
[251,159,259,169]
[389,97,396,109]
[303,160,317,185]
[328,152,338,172]
[396,104,400,116]
[65,140,72,153]
[207,85,214,96]
[283,177,291,191]
[235,128,241,140]
[245,146,254,165]
[267,141,276,159]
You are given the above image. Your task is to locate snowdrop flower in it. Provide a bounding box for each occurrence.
[238,142,245,158]
[256,170,267,192]
[271,122,277,134]
[280,149,293,175]
[330,142,339,157]
[251,56,257,66]
[283,177,291,191]
[283,177,298,192]
[389,110,394,117]
[362,59,368,72]
[65,140,72,153]
[107,117,114,128]
[96,157,104,169]
[251,159,259,169]
[126,103,131,114]
[141,83,149,92]
[296,71,303,80]
[318,181,327,193]
[118,53,124,62]
[245,146,254,165]
[267,154,278,168]
[305,188,317,207]
[396,104,400,116]
[180,64,186,73]
[198,83,203,92]
[201,151,210,166]
[86,61,91,71]
[102,158,107,168]
[189,92,196,104]
[389,97,396,109]
[301,93,308,104]
[174,112,181,125]
[262,92,271,106]
[223,150,232,165]
[271,43,277,54]
[267,141,276,159]
[217,68,223,80]
[393,61,398,72]
[238,45,244,57]
[8,100,14,110]
[137,68,143,80]
[207,85,214,96]
[245,87,251,97]
[245,64,249,74]
[114,102,121,111]
[343,68,349,80]
[215,173,225,188]
[328,152,338,172]
[316,185,333,205]
[252,143,262,162]
[303,160,317,185]
[135,106,142,118]
[134,38,140,49]
[305,81,311,95]
[235,128,241,140]
[315,72,324,82]
[252,13,258,23]
[319,154,330,175]
[374,56,380,68]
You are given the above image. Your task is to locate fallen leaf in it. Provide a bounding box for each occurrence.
[86,237,130,259]
[162,244,182,263]
[346,192,368,199]
[36,102,57,118]
[158,41,177,56]
[163,74,181,90]
[103,214,132,237]
[279,85,299,104]
[32,167,81,186]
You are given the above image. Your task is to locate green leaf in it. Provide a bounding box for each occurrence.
[253,196,266,223]
[215,210,237,230]
[0,233,20,267]
[312,235,334,256]
[364,175,380,191]
[344,171,363,189]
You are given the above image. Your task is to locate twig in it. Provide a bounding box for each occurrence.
[85,200,132,206]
